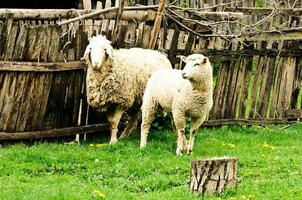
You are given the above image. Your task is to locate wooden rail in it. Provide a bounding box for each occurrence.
[0,61,86,72]
[225,7,302,15]
[0,118,297,141]
[0,123,109,140]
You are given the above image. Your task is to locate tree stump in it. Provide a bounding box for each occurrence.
[189,157,238,195]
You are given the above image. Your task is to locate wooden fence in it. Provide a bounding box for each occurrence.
[0,0,302,139]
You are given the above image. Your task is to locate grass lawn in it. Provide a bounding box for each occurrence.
[0,124,302,200]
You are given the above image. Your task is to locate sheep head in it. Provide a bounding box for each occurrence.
[82,35,113,70]
[180,54,212,82]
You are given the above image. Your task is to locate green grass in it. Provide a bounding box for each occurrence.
[1,124,302,199]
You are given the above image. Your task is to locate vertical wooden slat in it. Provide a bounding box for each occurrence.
[232,57,247,118]
[256,56,276,118]
[0,13,14,59]
[238,56,253,118]
[37,73,53,130]
[4,73,28,131]
[142,24,151,49]
[15,73,35,132]
[24,25,38,61]
[40,25,53,62]
[0,73,17,131]
[4,22,19,61]
[13,23,29,61]
[210,59,225,119]
[249,55,263,118]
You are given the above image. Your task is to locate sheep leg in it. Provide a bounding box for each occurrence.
[187,116,206,156]
[119,112,139,139]
[173,111,186,156]
[107,108,124,145]
[140,105,157,148]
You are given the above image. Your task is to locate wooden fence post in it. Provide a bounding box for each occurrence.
[149,0,166,49]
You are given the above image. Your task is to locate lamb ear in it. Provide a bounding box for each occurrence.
[203,57,208,64]
[81,45,91,62]
[105,45,113,59]
[180,56,187,63]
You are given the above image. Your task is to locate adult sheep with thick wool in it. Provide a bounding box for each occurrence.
[140,54,213,156]
[82,35,172,144]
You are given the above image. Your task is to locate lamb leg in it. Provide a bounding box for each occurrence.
[119,112,139,139]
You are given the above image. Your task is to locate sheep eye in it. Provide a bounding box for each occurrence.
[194,63,199,67]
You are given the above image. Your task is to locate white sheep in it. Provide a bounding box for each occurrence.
[140,54,213,155]
[82,35,172,144]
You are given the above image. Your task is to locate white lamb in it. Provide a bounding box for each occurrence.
[140,54,213,156]
[82,35,172,144]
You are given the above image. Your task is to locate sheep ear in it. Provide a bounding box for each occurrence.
[81,45,91,62]
[180,56,187,63]
[105,45,113,59]
[202,57,208,64]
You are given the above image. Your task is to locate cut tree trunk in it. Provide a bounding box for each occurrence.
[189,157,238,195]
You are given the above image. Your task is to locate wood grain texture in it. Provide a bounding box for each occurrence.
[190,157,237,195]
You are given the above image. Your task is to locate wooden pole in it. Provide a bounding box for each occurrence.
[0,123,109,140]
[149,0,166,49]
[190,157,238,195]
[112,0,126,46]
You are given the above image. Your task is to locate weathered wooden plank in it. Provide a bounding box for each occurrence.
[190,48,302,57]
[115,23,128,48]
[270,57,284,118]
[249,56,263,118]
[76,25,88,60]
[24,25,38,61]
[291,57,302,108]
[0,61,86,72]
[219,62,231,118]
[31,26,46,62]
[238,56,253,118]
[184,31,195,56]
[201,118,291,127]
[142,24,151,49]
[24,74,44,131]
[36,73,53,130]
[0,73,17,131]
[48,25,63,62]
[40,25,53,62]
[231,56,246,118]
[0,123,109,140]
[12,23,29,61]
[257,56,276,118]
[280,57,296,117]
[55,72,69,128]
[71,71,83,125]
[210,60,224,119]
[124,20,137,48]
[225,7,302,16]
[3,73,27,131]
[149,0,166,49]
[135,22,144,47]
[4,22,19,61]
[42,72,62,129]
[168,28,179,64]
[0,72,9,121]
[0,13,13,59]
[15,73,35,132]
[225,56,241,118]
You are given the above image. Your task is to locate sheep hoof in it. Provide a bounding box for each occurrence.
[176,148,183,156]
[187,149,193,156]
[64,140,80,145]
[140,143,146,149]
[109,139,118,145]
